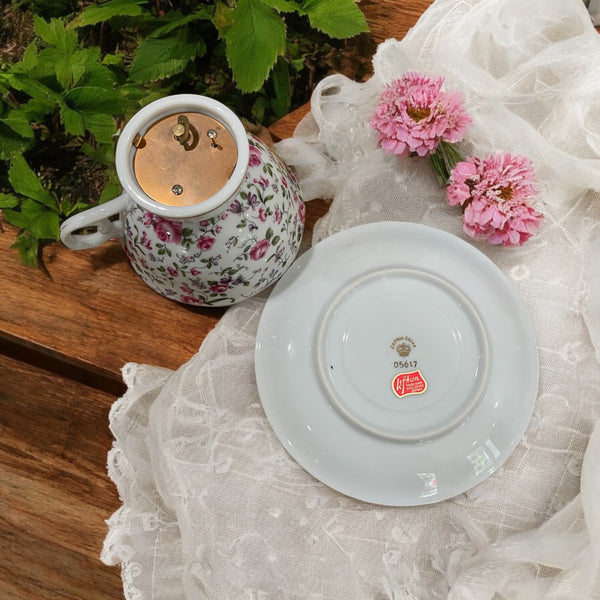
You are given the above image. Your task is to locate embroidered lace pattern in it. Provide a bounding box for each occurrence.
[102,1,600,597]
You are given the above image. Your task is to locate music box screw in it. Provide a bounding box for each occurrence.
[171,184,183,195]
[207,129,221,149]
[172,123,186,139]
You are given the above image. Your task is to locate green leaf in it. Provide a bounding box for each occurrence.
[2,209,30,229]
[224,0,286,93]
[4,200,60,240]
[251,95,268,122]
[70,0,147,28]
[270,57,291,118]
[259,0,304,13]
[8,156,59,210]
[19,42,39,72]
[149,8,213,38]
[116,83,166,107]
[102,53,124,66]
[30,210,61,240]
[81,141,116,166]
[1,110,34,138]
[0,193,19,209]
[55,55,74,90]
[11,233,40,267]
[65,85,124,113]
[60,86,125,143]
[63,200,93,217]
[0,123,32,160]
[214,0,235,33]
[20,96,57,121]
[34,16,78,53]
[30,46,71,88]
[65,49,94,87]
[129,34,206,83]
[81,65,118,92]
[300,0,368,38]
[0,79,10,98]
[99,169,122,203]
[82,112,118,143]
[7,73,62,107]
[23,199,61,238]
[60,104,86,136]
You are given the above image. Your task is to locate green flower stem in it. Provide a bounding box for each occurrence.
[430,140,465,186]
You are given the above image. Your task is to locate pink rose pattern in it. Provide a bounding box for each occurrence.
[151,216,182,244]
[123,136,304,306]
[249,238,270,261]
[196,235,216,251]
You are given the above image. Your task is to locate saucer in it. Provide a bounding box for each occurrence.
[255,222,539,506]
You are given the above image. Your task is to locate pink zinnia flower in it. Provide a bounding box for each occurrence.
[446,153,543,246]
[370,71,471,157]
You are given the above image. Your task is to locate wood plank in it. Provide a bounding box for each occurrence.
[0,228,224,385]
[0,198,328,389]
[0,354,122,600]
[361,0,435,43]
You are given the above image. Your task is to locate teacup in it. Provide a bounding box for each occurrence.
[60,94,305,306]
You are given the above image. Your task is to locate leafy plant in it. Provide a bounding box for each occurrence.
[0,13,132,264]
[1,0,369,266]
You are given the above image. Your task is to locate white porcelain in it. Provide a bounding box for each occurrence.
[60,94,305,306]
[255,222,539,506]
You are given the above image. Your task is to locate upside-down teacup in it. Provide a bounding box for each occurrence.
[60,94,305,306]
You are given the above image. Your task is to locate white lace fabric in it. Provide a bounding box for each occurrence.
[102,1,600,598]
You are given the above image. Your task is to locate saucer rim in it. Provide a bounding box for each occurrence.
[255,221,539,506]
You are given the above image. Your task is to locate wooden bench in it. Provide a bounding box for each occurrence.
[0,3,434,598]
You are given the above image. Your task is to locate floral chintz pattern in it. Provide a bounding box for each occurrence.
[122,135,305,306]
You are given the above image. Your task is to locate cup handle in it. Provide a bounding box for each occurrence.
[60,193,128,250]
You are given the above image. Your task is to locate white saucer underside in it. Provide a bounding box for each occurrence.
[255,222,538,506]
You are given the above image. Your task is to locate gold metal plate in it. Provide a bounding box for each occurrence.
[132,112,238,207]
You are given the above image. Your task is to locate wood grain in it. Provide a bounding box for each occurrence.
[0,194,329,391]
[361,0,434,43]
[0,229,225,387]
[0,354,122,600]
[0,3,433,599]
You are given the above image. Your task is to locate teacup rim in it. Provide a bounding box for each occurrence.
[115,94,249,220]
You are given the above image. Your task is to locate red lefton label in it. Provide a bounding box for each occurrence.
[392,370,427,398]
